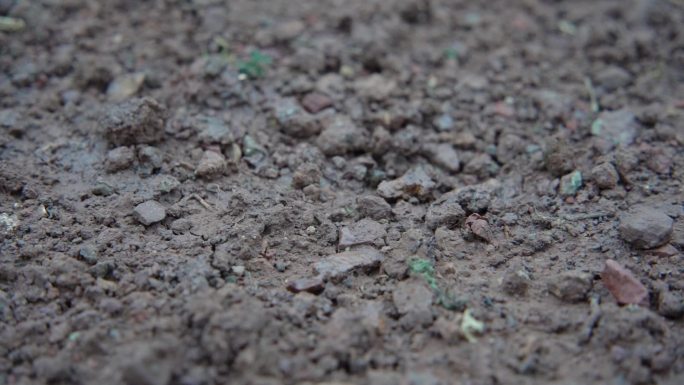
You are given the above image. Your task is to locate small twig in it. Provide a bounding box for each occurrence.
[584,77,599,113]
[185,193,213,210]
[562,212,612,221]
[0,16,25,32]
[579,295,602,345]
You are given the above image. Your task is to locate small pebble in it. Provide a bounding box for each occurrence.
[105,146,135,172]
[287,276,325,294]
[301,92,333,114]
[591,163,619,189]
[133,200,166,226]
[195,150,227,178]
[619,206,673,249]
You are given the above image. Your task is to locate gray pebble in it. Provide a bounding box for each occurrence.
[134,200,166,226]
[619,206,673,249]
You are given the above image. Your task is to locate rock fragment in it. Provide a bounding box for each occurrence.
[301,92,333,114]
[101,97,166,145]
[591,163,619,189]
[134,201,166,226]
[197,116,234,145]
[105,146,135,172]
[657,290,684,319]
[195,151,227,178]
[377,167,435,200]
[500,267,530,297]
[595,66,632,91]
[287,276,325,295]
[423,143,460,172]
[274,98,320,138]
[547,271,592,303]
[464,213,492,243]
[338,218,387,249]
[291,162,321,189]
[313,246,384,281]
[591,109,638,148]
[356,195,392,220]
[316,115,366,155]
[425,195,465,230]
[619,206,673,249]
[601,259,648,305]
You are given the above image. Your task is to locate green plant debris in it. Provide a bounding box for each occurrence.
[409,258,468,310]
[408,257,438,291]
[461,309,485,343]
[584,77,600,112]
[560,170,583,196]
[238,50,272,79]
[558,20,577,35]
[0,16,25,32]
[590,118,603,136]
[444,47,459,61]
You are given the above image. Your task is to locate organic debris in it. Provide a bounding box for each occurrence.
[461,309,485,343]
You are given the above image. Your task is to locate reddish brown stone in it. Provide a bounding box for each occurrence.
[301,92,333,114]
[601,259,648,305]
[287,276,324,295]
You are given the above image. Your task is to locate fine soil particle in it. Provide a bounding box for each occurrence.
[2,1,684,384]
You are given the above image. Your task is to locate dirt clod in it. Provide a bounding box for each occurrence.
[548,271,592,303]
[101,97,167,145]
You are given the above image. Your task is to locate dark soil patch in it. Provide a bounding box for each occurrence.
[1,1,684,384]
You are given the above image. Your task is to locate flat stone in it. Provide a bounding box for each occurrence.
[134,200,166,226]
[377,167,435,200]
[338,218,387,249]
[591,109,638,148]
[287,276,325,295]
[301,92,333,114]
[601,259,648,306]
[313,246,384,281]
[619,206,673,249]
[356,195,392,220]
[548,271,592,303]
[423,143,460,172]
[595,66,632,91]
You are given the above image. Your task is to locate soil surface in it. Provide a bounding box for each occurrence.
[2,1,684,384]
